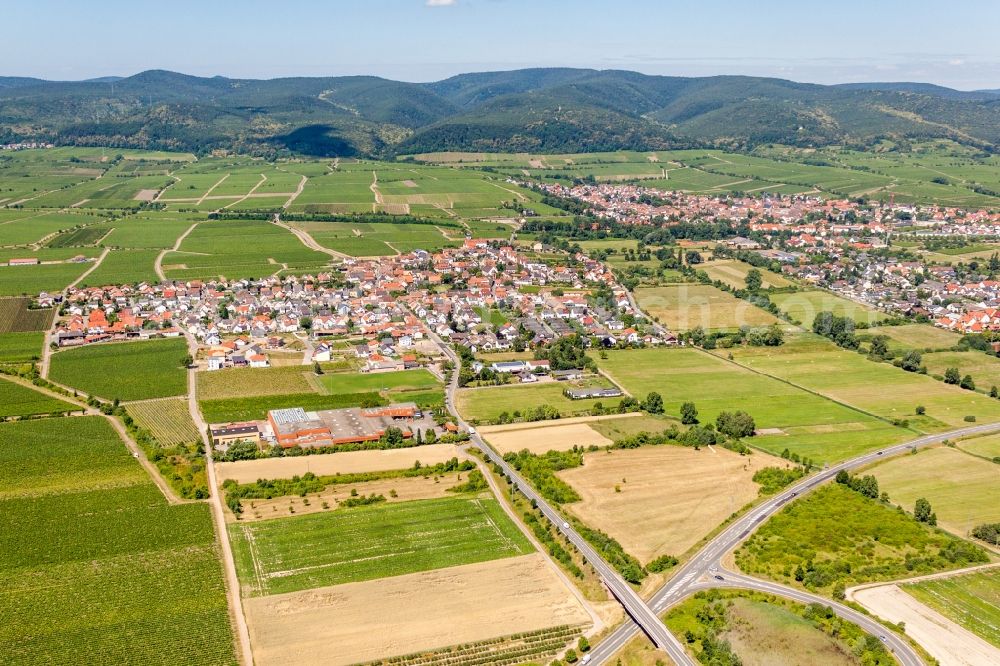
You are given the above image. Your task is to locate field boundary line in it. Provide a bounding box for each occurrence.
[155,222,198,281]
[197,173,230,206]
[282,174,308,209]
[221,173,268,211]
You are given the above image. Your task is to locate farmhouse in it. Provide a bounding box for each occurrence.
[565,387,623,400]
[265,402,435,449]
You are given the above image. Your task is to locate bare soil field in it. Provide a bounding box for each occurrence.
[483,421,612,454]
[242,553,591,666]
[133,189,159,201]
[853,584,999,666]
[558,446,788,562]
[216,444,464,484]
[235,473,464,522]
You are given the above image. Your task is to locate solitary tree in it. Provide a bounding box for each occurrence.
[944,367,961,385]
[914,497,936,525]
[900,350,922,372]
[960,374,976,391]
[680,401,699,424]
[744,268,763,292]
[180,354,193,368]
[869,335,890,359]
[643,391,664,414]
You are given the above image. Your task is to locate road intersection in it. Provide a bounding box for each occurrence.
[424,317,1000,665]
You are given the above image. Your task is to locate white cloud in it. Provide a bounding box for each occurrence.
[426,0,457,6]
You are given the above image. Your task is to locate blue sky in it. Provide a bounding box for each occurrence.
[4,0,1000,89]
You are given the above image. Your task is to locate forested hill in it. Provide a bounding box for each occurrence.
[2,68,1000,157]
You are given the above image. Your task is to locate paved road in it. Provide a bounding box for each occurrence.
[421,323,694,665]
[180,331,254,665]
[584,420,1000,665]
[684,573,923,666]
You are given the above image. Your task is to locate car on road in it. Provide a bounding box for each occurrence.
[877,451,884,455]
[562,521,570,530]
[468,427,476,434]
[713,574,724,580]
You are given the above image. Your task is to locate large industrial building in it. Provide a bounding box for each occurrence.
[266,402,429,448]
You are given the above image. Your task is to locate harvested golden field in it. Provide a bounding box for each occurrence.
[869,447,1000,538]
[482,421,612,454]
[216,444,464,483]
[635,284,780,331]
[558,446,788,562]
[235,473,465,522]
[242,554,592,666]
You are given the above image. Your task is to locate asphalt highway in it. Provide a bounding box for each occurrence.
[423,311,1000,665]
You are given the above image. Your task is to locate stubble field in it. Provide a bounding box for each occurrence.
[558,445,789,562]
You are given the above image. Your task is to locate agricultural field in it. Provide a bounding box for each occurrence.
[79,249,161,286]
[238,473,467,522]
[770,290,889,327]
[0,297,52,332]
[127,397,200,446]
[0,416,236,664]
[0,261,91,296]
[29,170,175,209]
[904,570,1000,648]
[922,350,1000,393]
[455,377,621,423]
[216,444,464,484]
[242,554,590,666]
[481,420,613,454]
[860,323,962,353]
[101,213,201,249]
[699,259,791,290]
[316,368,442,401]
[291,220,462,256]
[0,331,45,363]
[558,445,790,563]
[197,364,318,400]
[596,347,910,462]
[854,581,999,666]
[46,225,110,248]
[161,218,330,281]
[229,495,532,595]
[635,284,780,331]
[0,211,106,245]
[724,333,1000,431]
[0,378,76,418]
[869,446,1000,538]
[199,391,384,423]
[50,338,189,401]
[735,483,988,594]
[957,432,1000,460]
[197,366,439,419]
